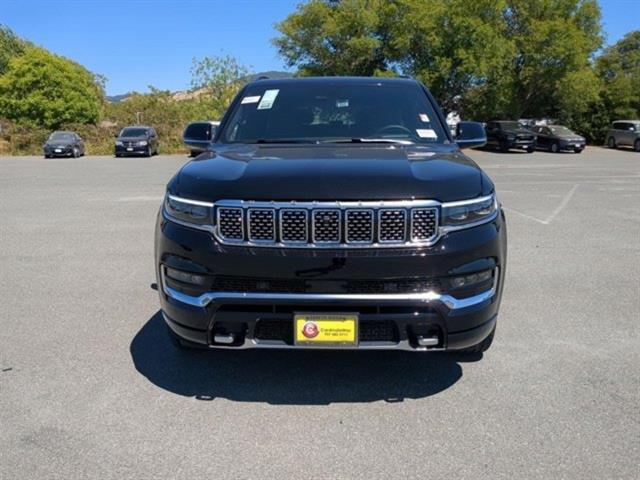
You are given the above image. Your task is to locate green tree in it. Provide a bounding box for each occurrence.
[274,0,604,120]
[0,25,26,75]
[597,30,640,120]
[0,47,103,128]
[190,54,249,117]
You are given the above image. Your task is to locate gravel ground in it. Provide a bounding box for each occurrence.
[1,147,638,479]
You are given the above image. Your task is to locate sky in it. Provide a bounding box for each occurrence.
[1,0,638,96]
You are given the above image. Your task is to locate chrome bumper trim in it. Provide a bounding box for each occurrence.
[161,268,498,312]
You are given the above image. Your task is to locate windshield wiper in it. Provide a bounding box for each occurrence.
[321,138,415,145]
[253,138,317,144]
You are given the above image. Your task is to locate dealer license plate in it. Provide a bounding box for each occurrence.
[294,313,358,346]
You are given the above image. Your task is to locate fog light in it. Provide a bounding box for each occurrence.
[450,269,493,289]
[165,267,207,286]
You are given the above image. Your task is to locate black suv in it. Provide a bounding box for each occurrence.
[115,126,159,157]
[155,77,507,355]
[485,121,536,152]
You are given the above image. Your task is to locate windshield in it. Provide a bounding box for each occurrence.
[49,132,74,141]
[498,122,520,130]
[549,126,575,136]
[219,81,447,144]
[120,127,148,137]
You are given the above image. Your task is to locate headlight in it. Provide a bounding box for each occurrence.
[441,194,498,230]
[137,140,148,146]
[115,141,123,146]
[164,194,214,230]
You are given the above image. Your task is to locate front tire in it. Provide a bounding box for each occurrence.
[458,325,496,354]
[145,147,152,157]
[499,143,509,153]
[526,145,535,153]
[550,142,559,153]
[607,137,617,149]
[634,139,640,152]
[72,147,79,158]
[574,147,583,154]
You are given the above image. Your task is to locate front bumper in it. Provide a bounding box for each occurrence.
[115,145,148,156]
[155,210,507,351]
[44,147,72,157]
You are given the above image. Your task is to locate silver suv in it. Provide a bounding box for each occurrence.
[606,120,640,152]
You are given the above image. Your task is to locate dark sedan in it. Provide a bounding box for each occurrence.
[531,125,586,153]
[115,126,159,157]
[43,131,85,158]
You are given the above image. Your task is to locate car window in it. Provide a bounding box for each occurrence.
[120,127,149,137]
[220,82,447,144]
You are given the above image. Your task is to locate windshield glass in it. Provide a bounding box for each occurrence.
[498,122,520,130]
[120,127,148,137]
[49,132,74,141]
[219,81,447,144]
[549,126,575,136]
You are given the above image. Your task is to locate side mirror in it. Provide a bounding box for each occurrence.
[455,121,487,149]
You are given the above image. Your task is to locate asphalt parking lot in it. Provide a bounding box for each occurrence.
[1,147,638,479]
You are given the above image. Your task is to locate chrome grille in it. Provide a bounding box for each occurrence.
[312,210,341,243]
[248,209,275,241]
[345,210,374,243]
[217,207,244,240]
[411,208,438,241]
[280,209,308,243]
[213,200,441,248]
[379,209,407,243]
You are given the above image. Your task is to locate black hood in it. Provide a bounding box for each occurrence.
[170,144,489,203]
[45,139,74,146]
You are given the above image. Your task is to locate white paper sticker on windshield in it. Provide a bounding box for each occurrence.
[257,89,279,110]
[336,99,349,108]
[416,129,437,139]
[419,113,430,122]
[241,95,261,104]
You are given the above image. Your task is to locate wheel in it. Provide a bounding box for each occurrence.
[72,147,79,158]
[115,153,121,158]
[526,145,534,153]
[634,139,640,152]
[499,143,509,152]
[574,147,583,154]
[44,154,51,159]
[145,147,152,157]
[550,142,559,153]
[607,137,616,149]
[458,325,496,354]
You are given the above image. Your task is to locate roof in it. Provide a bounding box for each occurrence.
[247,76,419,88]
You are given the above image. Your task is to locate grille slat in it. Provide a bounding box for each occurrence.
[248,209,275,241]
[214,202,440,247]
[345,210,374,244]
[411,208,438,242]
[280,209,308,243]
[217,207,244,240]
[379,209,407,243]
[313,209,341,243]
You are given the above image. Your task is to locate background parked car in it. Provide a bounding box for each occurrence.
[606,120,640,151]
[183,120,220,156]
[530,125,586,153]
[485,120,536,153]
[43,131,85,158]
[115,126,159,157]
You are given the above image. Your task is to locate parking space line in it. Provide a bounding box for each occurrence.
[503,184,579,225]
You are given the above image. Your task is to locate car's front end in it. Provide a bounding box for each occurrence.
[44,142,74,157]
[115,137,150,156]
[154,77,507,354]
[503,131,536,152]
